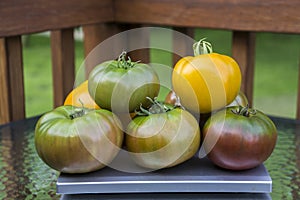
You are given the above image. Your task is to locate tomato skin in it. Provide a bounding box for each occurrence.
[126,108,200,170]
[64,80,100,109]
[35,106,123,173]
[202,106,277,170]
[88,60,160,113]
[164,90,180,105]
[172,53,241,113]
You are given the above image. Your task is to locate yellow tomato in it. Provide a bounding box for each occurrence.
[64,80,100,109]
[172,39,241,113]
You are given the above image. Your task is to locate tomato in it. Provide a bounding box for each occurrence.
[126,98,200,170]
[202,105,277,170]
[64,80,100,109]
[35,106,123,173]
[201,91,249,130]
[164,90,181,106]
[172,38,242,113]
[227,91,248,107]
[88,52,160,113]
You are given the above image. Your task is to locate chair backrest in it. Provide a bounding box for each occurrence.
[0,0,299,124]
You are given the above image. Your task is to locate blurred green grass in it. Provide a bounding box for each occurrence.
[23,34,85,117]
[23,29,300,118]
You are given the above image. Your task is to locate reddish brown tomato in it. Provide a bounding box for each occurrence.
[164,90,181,106]
[202,106,277,170]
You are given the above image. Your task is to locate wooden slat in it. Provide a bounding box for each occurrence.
[0,38,11,124]
[126,25,150,64]
[172,27,195,65]
[0,36,25,124]
[83,23,124,77]
[1,0,299,37]
[51,29,75,108]
[83,24,115,60]
[232,31,256,106]
[115,0,300,34]
[0,0,114,37]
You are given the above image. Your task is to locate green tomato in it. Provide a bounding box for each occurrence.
[88,52,160,113]
[34,106,123,173]
[203,105,277,170]
[126,103,201,170]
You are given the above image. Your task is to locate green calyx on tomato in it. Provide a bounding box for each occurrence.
[172,38,242,114]
[35,105,124,174]
[230,104,256,117]
[68,102,89,119]
[193,37,213,55]
[68,108,86,119]
[88,52,160,113]
[202,105,277,170]
[135,97,175,116]
[117,51,138,69]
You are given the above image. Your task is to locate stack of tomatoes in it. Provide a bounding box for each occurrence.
[35,40,277,174]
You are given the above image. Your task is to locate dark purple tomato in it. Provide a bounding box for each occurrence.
[202,106,277,170]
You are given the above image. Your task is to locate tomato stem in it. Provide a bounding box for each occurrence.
[78,98,84,108]
[193,38,213,56]
[231,104,256,117]
[135,97,174,116]
[117,51,139,69]
[69,107,87,119]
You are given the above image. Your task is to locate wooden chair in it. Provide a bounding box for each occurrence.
[1,0,299,125]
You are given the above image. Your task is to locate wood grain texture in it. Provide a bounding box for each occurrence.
[115,0,300,34]
[232,31,256,106]
[0,39,10,124]
[1,0,299,36]
[0,0,114,37]
[0,37,25,124]
[125,25,150,64]
[51,29,75,108]
[83,23,126,77]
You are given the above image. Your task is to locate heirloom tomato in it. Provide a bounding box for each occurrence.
[35,106,123,173]
[172,38,242,114]
[88,51,160,113]
[202,105,277,170]
[64,80,100,109]
[164,90,181,106]
[126,98,200,170]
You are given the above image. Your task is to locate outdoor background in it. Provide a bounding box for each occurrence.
[22,28,300,119]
